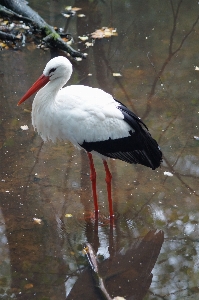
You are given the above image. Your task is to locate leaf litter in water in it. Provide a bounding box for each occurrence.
[164,171,173,177]
[77,14,86,18]
[65,6,82,12]
[20,125,29,130]
[62,6,82,17]
[33,218,42,224]
[113,73,122,77]
[65,213,73,218]
[91,27,118,39]
[78,36,89,41]
[85,41,94,47]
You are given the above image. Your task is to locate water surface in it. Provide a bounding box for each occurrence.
[0,0,199,299]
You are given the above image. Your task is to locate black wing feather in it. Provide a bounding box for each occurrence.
[80,101,162,170]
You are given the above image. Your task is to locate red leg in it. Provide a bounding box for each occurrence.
[87,152,98,215]
[103,160,114,218]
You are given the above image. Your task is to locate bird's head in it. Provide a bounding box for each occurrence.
[43,56,73,82]
[17,56,73,106]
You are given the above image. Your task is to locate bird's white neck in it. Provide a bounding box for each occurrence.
[37,77,66,105]
[31,77,67,142]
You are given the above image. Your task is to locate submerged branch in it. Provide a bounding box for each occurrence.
[0,0,85,58]
[142,0,199,120]
[0,30,20,41]
[84,243,126,300]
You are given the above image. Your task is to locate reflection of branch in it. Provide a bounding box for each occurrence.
[171,134,191,169]
[157,113,180,144]
[23,141,44,197]
[142,0,199,119]
[148,289,166,300]
[169,0,183,54]
[149,287,188,299]
[100,50,138,114]
[132,191,159,218]
[163,155,199,196]
[84,243,113,300]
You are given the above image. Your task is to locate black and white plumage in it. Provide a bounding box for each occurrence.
[18,56,162,218]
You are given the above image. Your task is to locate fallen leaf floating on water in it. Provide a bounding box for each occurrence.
[33,218,42,224]
[16,33,22,39]
[23,108,31,113]
[63,6,82,17]
[82,246,89,255]
[20,125,29,130]
[85,41,94,47]
[24,283,33,290]
[65,6,72,10]
[2,20,9,25]
[164,171,173,177]
[61,37,70,42]
[70,7,82,12]
[78,36,89,41]
[77,14,86,18]
[62,13,71,18]
[0,42,7,49]
[113,73,122,77]
[65,6,82,12]
[65,213,73,218]
[91,27,118,39]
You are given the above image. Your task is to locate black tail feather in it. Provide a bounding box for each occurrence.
[81,101,162,170]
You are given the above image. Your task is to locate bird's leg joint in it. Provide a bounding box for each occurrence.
[87,152,96,181]
[103,160,112,184]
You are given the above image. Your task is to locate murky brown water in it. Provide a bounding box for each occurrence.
[0,0,199,299]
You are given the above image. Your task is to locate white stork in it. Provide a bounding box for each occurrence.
[18,56,162,218]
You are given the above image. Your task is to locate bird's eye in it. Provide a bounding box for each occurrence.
[49,68,56,75]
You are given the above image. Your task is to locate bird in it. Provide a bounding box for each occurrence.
[18,56,162,219]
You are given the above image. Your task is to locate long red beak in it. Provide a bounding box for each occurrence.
[17,74,49,106]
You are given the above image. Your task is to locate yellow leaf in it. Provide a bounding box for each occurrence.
[65,214,73,218]
[78,36,89,41]
[113,73,122,77]
[82,246,89,254]
[24,283,33,290]
[62,13,71,18]
[91,27,118,39]
[0,42,7,48]
[23,108,31,113]
[33,218,42,224]
[65,6,72,10]
[62,37,70,42]
[71,7,82,12]
[85,42,94,47]
[20,125,29,131]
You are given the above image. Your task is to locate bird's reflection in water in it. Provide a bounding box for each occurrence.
[67,217,164,300]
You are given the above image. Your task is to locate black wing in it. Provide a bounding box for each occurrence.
[80,100,162,170]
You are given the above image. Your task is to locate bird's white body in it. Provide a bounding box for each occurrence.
[32,82,132,148]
